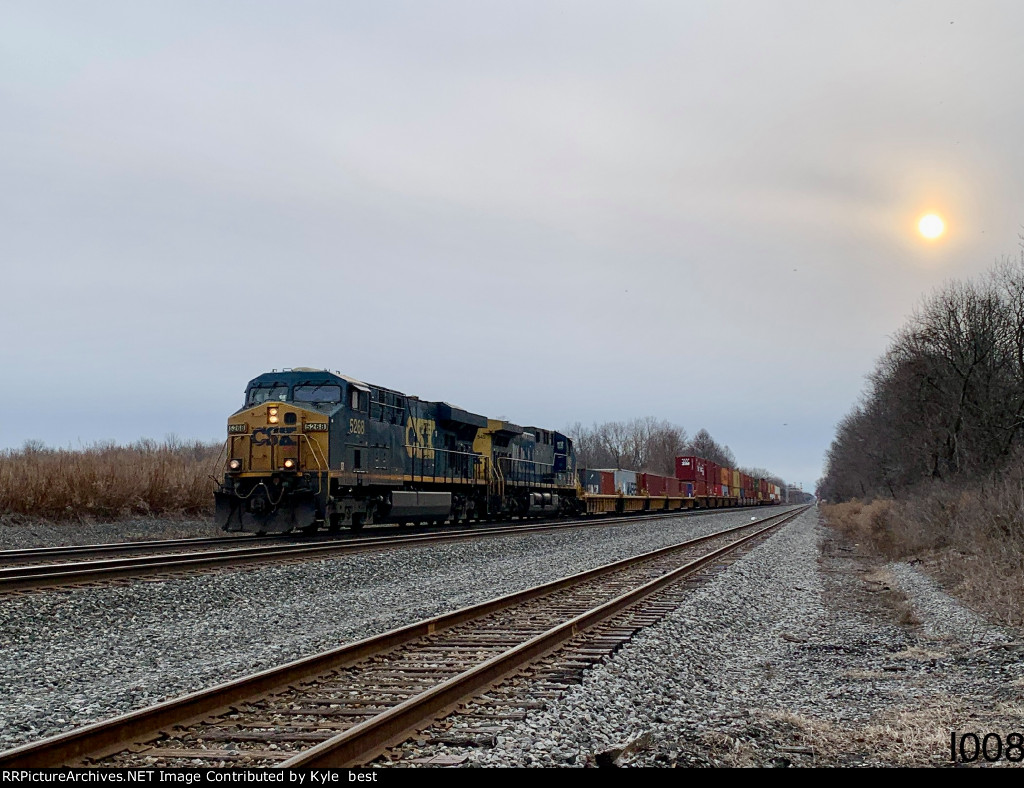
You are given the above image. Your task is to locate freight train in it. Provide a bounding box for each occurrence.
[214,369,781,534]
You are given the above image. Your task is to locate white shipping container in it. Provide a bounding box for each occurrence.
[613,469,638,496]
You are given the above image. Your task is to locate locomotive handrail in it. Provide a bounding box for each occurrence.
[403,445,487,485]
[491,452,505,499]
[298,433,328,495]
[498,455,563,487]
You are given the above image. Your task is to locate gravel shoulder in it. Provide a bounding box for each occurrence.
[449,506,1024,767]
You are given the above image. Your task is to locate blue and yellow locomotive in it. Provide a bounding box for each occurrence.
[215,368,580,533]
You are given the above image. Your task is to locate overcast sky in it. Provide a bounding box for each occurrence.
[3,1,1023,487]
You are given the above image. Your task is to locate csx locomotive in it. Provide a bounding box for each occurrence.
[215,369,579,533]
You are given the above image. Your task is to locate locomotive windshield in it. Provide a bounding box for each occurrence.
[294,384,342,403]
[246,385,289,406]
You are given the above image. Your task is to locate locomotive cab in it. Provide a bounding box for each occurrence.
[216,371,340,533]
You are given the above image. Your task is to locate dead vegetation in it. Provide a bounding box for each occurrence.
[696,697,1024,767]
[822,470,1024,627]
[753,702,963,767]
[818,255,1024,627]
[0,439,224,522]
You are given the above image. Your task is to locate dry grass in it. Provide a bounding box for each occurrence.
[891,645,949,661]
[754,701,967,767]
[822,468,1024,627]
[859,566,923,629]
[0,439,225,521]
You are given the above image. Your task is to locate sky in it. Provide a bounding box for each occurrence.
[2,1,1023,488]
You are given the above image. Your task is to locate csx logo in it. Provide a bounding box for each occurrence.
[251,427,297,446]
[405,417,435,459]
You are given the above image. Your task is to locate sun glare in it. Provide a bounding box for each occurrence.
[918,214,945,240]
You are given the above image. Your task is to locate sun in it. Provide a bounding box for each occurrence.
[918,214,945,240]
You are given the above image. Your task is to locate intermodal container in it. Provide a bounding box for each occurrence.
[666,478,683,497]
[720,467,730,487]
[641,473,668,496]
[579,469,602,495]
[694,480,707,497]
[613,469,638,496]
[732,469,741,490]
[706,462,718,486]
[599,471,615,496]
[675,456,706,481]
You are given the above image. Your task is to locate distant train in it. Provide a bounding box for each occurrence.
[214,369,781,534]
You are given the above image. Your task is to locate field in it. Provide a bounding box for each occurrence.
[0,439,223,521]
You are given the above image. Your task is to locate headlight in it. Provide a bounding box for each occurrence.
[228,424,247,434]
[228,459,242,471]
[282,458,297,470]
[268,406,279,425]
[304,422,328,432]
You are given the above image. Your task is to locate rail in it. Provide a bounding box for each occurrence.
[0,506,807,767]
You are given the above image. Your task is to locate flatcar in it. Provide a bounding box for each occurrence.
[215,368,580,533]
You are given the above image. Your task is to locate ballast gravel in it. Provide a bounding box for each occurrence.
[428,507,1023,768]
[5,506,1020,767]
[0,516,221,551]
[0,508,776,751]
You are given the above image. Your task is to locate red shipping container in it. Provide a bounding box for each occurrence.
[667,478,683,496]
[599,471,615,496]
[694,480,707,496]
[706,462,718,485]
[675,456,706,481]
[641,473,668,496]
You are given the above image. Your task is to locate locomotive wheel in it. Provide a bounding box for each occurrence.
[350,514,365,532]
[327,514,342,533]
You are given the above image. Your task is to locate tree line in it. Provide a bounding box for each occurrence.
[819,254,1024,501]
[566,418,784,486]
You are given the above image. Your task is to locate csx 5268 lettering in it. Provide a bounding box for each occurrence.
[349,419,366,435]
[250,427,297,446]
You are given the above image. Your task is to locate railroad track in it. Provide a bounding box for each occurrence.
[0,506,788,593]
[0,534,274,567]
[0,505,807,768]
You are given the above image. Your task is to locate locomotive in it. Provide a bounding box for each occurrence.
[214,369,580,533]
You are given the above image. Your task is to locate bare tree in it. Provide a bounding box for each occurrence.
[822,253,1024,501]
[568,419,784,481]
[686,429,736,467]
